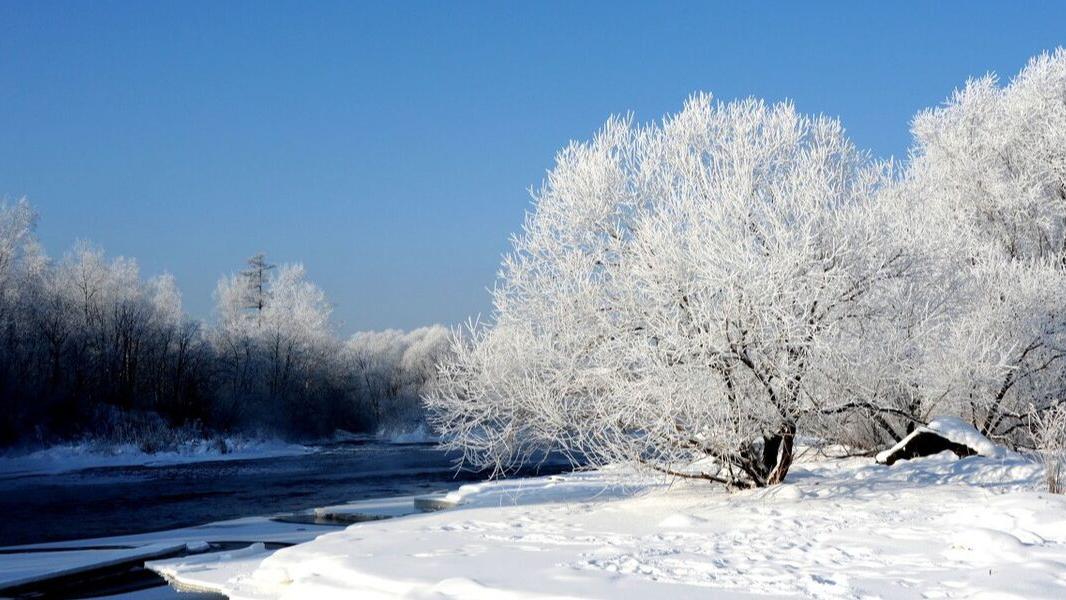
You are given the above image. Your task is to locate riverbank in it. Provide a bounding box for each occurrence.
[0,438,311,476]
[150,450,1066,599]
[0,438,490,547]
[0,440,572,598]
[0,424,446,477]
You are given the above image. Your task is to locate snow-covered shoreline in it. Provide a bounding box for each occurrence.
[0,439,312,476]
[149,450,1066,599]
[0,425,443,477]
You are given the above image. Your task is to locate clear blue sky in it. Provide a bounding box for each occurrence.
[1,2,1063,332]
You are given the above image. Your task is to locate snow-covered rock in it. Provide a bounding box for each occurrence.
[875,416,1006,465]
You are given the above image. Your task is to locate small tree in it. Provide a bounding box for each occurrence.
[241,253,275,322]
[261,263,334,402]
[0,199,36,304]
[1030,403,1066,493]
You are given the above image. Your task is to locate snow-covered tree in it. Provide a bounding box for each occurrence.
[907,48,1066,444]
[0,201,443,445]
[261,263,336,400]
[429,95,915,486]
[211,256,359,433]
[148,273,183,328]
[1030,402,1066,493]
[346,325,451,430]
[911,49,1066,265]
[0,199,36,306]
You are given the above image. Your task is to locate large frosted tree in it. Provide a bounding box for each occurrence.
[429,95,914,487]
[906,48,1066,444]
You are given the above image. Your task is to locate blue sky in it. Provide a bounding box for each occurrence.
[1,2,1064,332]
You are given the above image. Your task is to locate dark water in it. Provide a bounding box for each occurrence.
[0,440,569,547]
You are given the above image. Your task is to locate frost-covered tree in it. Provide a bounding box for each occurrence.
[346,325,451,430]
[148,273,183,328]
[907,48,1066,444]
[261,263,335,401]
[0,199,36,306]
[0,199,41,436]
[347,329,410,417]
[810,176,965,449]
[0,199,38,334]
[429,95,915,486]
[0,222,220,444]
[400,326,451,388]
[911,49,1066,264]
[1030,402,1066,493]
[0,202,444,446]
[211,257,355,434]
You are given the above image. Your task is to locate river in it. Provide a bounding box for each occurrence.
[0,439,570,547]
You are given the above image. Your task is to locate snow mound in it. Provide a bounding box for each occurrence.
[926,417,1006,458]
[875,416,1006,465]
[947,527,1029,562]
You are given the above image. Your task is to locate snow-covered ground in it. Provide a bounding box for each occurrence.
[0,439,310,475]
[150,449,1066,599]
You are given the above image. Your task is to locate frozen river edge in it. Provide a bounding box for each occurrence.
[145,451,1066,600]
[0,438,571,599]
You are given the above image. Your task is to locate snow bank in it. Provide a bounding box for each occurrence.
[149,451,1066,600]
[0,439,310,475]
[325,429,377,443]
[313,496,420,523]
[384,424,439,445]
[149,543,276,595]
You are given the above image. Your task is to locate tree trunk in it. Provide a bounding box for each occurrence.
[764,422,796,485]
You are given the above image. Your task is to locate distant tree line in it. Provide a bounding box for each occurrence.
[0,209,449,449]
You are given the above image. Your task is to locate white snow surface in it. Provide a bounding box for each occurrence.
[875,416,1006,464]
[0,439,310,475]
[149,450,1066,599]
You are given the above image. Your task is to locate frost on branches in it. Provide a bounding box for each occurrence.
[429,95,920,488]
[908,49,1066,446]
